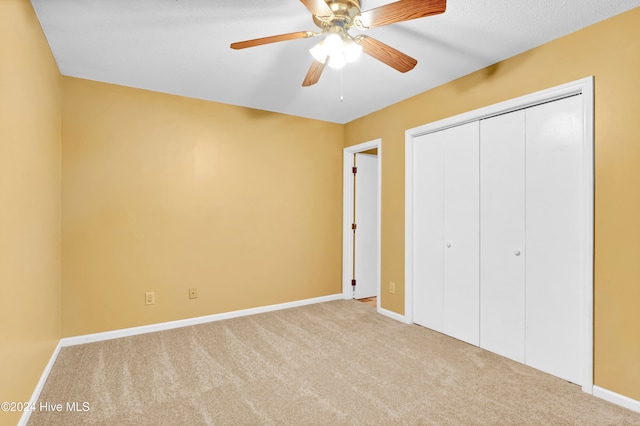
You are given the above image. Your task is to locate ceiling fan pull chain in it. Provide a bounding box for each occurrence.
[341,69,344,103]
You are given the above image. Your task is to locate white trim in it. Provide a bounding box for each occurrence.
[19,291,640,418]
[60,294,343,347]
[405,76,594,392]
[593,386,640,414]
[404,132,416,324]
[406,78,594,137]
[342,139,382,310]
[580,78,595,393]
[378,307,411,324]
[18,293,342,424]
[18,342,63,426]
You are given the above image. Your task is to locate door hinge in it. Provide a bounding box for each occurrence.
[351,279,356,287]
[352,166,357,174]
[352,223,357,230]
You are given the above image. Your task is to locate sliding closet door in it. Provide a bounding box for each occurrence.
[443,122,480,346]
[479,111,526,362]
[413,121,479,346]
[525,95,583,385]
[413,132,445,331]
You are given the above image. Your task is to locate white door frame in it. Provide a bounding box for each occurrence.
[343,139,382,309]
[405,77,594,393]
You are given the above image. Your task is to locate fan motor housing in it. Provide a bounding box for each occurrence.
[313,0,361,28]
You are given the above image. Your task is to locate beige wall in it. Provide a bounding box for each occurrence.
[61,78,344,336]
[0,0,62,423]
[3,0,640,414]
[345,7,640,401]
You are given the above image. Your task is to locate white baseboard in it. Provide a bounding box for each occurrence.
[61,293,344,347]
[19,293,343,425]
[19,341,63,426]
[377,313,640,415]
[30,297,640,422]
[593,385,640,413]
[378,306,411,324]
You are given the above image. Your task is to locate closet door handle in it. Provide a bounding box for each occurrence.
[514,249,521,256]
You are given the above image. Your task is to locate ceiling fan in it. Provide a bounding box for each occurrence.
[230,0,446,87]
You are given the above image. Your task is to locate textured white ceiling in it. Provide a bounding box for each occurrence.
[31,0,640,124]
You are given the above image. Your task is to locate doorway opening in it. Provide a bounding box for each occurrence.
[342,140,381,310]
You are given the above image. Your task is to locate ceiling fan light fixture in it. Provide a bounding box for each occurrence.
[343,39,362,63]
[309,42,328,64]
[327,54,347,69]
[323,33,344,55]
[309,31,361,69]
[309,32,344,65]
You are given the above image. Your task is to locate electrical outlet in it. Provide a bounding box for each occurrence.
[145,291,155,305]
[389,282,396,294]
[189,287,198,299]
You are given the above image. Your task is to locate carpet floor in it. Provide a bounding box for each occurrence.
[29,300,640,425]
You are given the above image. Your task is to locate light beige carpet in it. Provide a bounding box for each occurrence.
[29,300,640,425]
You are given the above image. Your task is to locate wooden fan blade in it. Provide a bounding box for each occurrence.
[299,0,334,18]
[358,35,417,73]
[302,60,327,86]
[231,31,314,50]
[359,0,446,29]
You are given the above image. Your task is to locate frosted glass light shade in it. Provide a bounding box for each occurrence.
[308,31,361,70]
[309,42,327,64]
[327,54,347,69]
[344,40,362,63]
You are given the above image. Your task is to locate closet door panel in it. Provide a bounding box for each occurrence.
[480,111,526,362]
[413,133,445,331]
[443,121,480,346]
[525,95,583,384]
